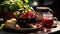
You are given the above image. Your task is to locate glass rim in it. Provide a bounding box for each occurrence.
[43,14,53,16]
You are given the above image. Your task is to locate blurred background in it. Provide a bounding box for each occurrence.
[0,0,60,20]
[28,0,60,20]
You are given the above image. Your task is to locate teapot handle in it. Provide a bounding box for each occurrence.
[48,8,53,14]
[52,17,58,27]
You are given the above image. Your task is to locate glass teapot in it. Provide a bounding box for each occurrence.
[36,7,58,32]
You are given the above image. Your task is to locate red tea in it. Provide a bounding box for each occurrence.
[42,19,53,28]
[42,14,53,28]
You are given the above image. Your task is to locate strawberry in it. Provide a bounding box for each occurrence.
[31,12,35,17]
[25,9,37,18]
[35,23,40,28]
[20,13,25,18]
[26,11,32,18]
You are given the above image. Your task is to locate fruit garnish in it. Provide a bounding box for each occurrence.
[24,0,29,3]
[35,23,40,28]
[13,11,20,16]
[1,24,5,28]
[20,13,25,18]
[25,10,32,18]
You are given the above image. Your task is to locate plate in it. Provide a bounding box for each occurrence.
[2,25,42,33]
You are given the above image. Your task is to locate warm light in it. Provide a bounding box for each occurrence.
[32,1,38,6]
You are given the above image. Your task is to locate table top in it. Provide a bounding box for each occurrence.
[0,21,60,34]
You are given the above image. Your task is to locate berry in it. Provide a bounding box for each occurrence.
[35,23,40,28]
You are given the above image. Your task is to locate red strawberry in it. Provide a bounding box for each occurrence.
[35,23,40,28]
[26,11,32,18]
[20,13,25,18]
[31,12,35,17]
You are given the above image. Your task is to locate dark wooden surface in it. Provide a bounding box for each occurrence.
[0,30,60,34]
